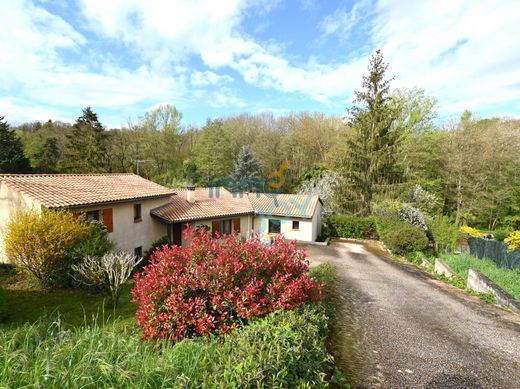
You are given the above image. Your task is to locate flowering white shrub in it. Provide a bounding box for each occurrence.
[298,171,340,217]
[397,203,428,231]
[72,251,141,307]
[408,184,439,214]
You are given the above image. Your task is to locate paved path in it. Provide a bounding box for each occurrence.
[305,241,520,389]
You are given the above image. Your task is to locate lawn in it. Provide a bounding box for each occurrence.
[441,253,520,300]
[0,264,136,328]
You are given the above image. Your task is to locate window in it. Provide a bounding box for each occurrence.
[134,246,143,259]
[220,219,232,234]
[268,219,281,234]
[134,204,142,222]
[292,220,300,230]
[86,210,100,222]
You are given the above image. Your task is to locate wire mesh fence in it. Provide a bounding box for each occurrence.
[468,237,520,270]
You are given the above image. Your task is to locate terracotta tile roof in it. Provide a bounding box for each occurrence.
[0,173,174,208]
[151,188,254,223]
[247,193,320,219]
[151,187,321,223]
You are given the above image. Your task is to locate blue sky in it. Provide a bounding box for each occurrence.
[1,0,519,128]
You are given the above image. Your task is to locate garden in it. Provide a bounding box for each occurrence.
[0,210,345,388]
[323,184,520,308]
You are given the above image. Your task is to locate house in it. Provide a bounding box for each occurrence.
[150,187,322,245]
[0,174,323,263]
[0,173,174,262]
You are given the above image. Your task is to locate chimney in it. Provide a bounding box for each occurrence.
[186,186,196,204]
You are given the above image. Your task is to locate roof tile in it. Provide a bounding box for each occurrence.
[0,173,174,208]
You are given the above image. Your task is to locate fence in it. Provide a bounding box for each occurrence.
[468,237,520,270]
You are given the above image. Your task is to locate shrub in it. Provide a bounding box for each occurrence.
[459,225,480,238]
[132,227,322,342]
[0,305,334,388]
[325,215,378,239]
[72,251,141,307]
[504,231,520,251]
[493,228,514,242]
[4,209,90,287]
[428,215,460,253]
[377,216,429,255]
[504,215,520,230]
[56,221,114,287]
[0,286,7,322]
[140,235,172,269]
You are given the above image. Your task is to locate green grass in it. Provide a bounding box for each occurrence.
[0,264,136,328]
[442,253,520,300]
[0,306,336,388]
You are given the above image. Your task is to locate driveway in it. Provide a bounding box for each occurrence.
[304,241,520,389]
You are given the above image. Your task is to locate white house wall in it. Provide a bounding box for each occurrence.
[311,202,323,241]
[253,215,315,242]
[73,197,168,254]
[0,183,42,263]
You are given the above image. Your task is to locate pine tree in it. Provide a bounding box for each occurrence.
[63,107,108,173]
[0,115,31,173]
[233,145,261,182]
[33,137,60,173]
[343,50,404,215]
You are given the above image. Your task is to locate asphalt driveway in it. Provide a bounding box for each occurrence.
[304,241,520,389]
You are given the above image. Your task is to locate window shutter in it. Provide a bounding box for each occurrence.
[102,208,114,233]
[233,218,240,233]
[211,220,220,237]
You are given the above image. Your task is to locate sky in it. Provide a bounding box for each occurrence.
[1,0,520,128]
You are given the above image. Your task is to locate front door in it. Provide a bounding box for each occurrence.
[171,223,182,246]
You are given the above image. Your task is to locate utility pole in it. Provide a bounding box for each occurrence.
[135,160,154,176]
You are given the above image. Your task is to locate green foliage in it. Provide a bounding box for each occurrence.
[428,215,460,253]
[0,304,335,388]
[192,119,234,184]
[340,50,406,215]
[325,215,378,240]
[504,215,520,230]
[442,253,520,300]
[62,107,109,173]
[4,209,90,288]
[33,136,60,172]
[376,216,429,255]
[140,235,172,269]
[60,221,114,288]
[0,286,7,322]
[0,115,31,173]
[493,228,514,242]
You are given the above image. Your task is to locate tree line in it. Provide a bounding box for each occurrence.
[1,51,519,229]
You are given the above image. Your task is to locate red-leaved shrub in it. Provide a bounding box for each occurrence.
[132,227,322,342]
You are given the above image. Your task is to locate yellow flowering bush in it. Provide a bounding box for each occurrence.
[459,225,481,237]
[5,209,89,287]
[504,231,520,251]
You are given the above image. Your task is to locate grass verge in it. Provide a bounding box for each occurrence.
[441,253,520,301]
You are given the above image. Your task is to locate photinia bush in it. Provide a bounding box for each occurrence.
[132,227,322,342]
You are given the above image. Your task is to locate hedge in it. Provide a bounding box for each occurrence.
[376,216,429,255]
[325,215,379,240]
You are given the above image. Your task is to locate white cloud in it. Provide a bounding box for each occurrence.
[191,71,234,87]
[370,0,520,113]
[1,0,520,126]
[318,0,373,38]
